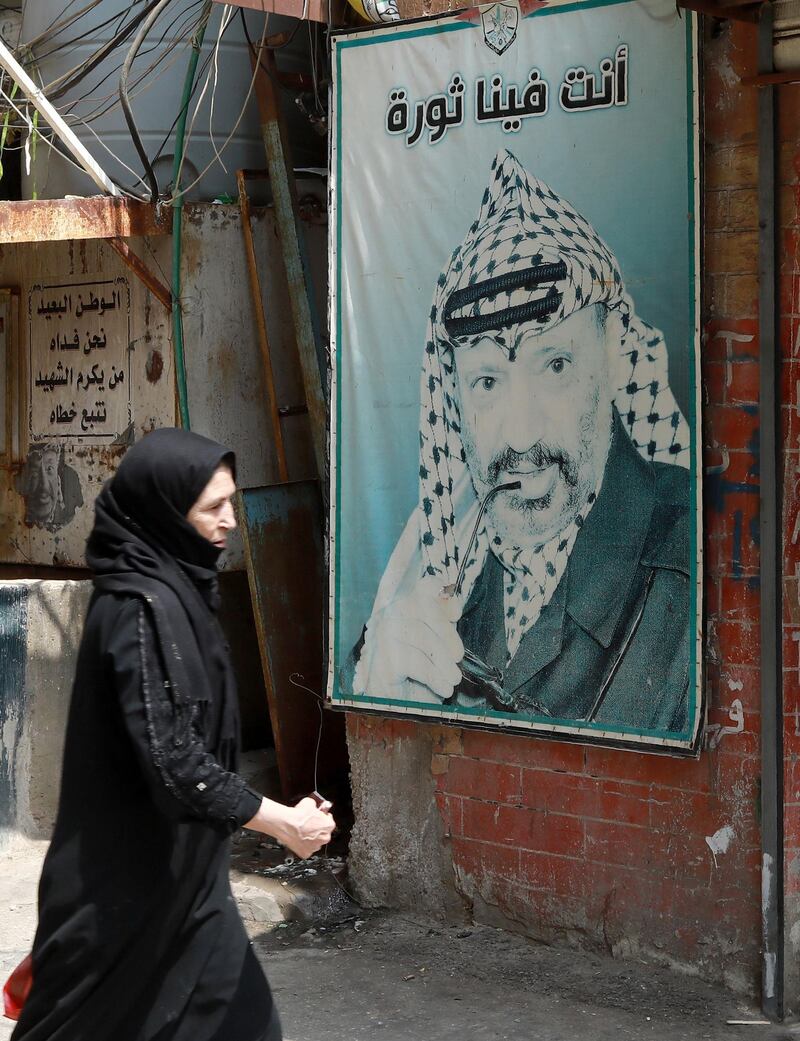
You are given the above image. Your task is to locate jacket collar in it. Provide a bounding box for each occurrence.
[562,411,655,648]
[461,412,656,694]
[503,414,654,692]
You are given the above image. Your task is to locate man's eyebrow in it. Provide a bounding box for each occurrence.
[514,336,573,357]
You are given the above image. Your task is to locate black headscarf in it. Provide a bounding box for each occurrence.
[86,428,239,746]
[87,427,235,610]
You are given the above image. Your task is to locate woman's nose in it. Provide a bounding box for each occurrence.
[220,501,237,531]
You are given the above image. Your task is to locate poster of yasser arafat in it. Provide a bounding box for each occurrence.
[327,0,702,755]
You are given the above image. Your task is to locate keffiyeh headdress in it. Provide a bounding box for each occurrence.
[367,150,690,660]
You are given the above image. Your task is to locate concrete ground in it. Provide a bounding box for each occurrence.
[0,836,796,1041]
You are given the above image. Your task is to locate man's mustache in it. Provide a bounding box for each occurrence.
[487,444,578,489]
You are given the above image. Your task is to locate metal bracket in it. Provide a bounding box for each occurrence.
[106,237,172,312]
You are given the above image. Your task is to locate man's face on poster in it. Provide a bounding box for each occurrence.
[455,304,617,547]
[24,447,62,524]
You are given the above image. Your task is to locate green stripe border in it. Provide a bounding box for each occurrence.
[330,3,702,753]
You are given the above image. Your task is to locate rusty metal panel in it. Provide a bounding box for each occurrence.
[180,204,317,501]
[239,480,347,801]
[213,0,327,22]
[0,199,171,245]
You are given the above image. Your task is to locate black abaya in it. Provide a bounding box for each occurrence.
[12,429,280,1041]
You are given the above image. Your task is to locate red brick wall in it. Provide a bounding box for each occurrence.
[346,20,800,999]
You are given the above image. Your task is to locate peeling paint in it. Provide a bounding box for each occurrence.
[0,235,174,566]
[765,952,776,1000]
[763,853,775,998]
[145,349,164,383]
[704,699,744,750]
[706,824,735,867]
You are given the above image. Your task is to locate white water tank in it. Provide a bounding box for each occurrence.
[18,1,314,201]
[774,0,800,71]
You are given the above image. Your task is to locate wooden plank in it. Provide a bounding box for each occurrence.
[237,170,289,482]
[0,198,171,244]
[0,37,120,197]
[252,53,327,481]
[239,481,348,802]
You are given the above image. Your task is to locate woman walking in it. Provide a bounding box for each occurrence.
[11,428,334,1041]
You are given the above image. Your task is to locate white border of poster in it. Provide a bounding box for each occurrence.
[327,0,702,755]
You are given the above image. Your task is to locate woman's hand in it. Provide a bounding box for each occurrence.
[245,796,336,859]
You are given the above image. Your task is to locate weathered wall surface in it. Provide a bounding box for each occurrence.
[346,18,796,1002]
[0,202,328,844]
[0,235,174,567]
[0,203,325,571]
[181,204,321,492]
[0,581,92,850]
[180,204,323,569]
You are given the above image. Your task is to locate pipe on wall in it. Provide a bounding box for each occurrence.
[757,0,784,1021]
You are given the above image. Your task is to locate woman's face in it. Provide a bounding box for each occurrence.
[186,464,237,550]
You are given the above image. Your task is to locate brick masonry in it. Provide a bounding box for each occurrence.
[345,18,800,1006]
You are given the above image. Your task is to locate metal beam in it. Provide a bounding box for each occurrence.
[0,37,120,197]
[106,237,172,312]
[743,69,800,87]
[757,0,784,1023]
[0,198,170,244]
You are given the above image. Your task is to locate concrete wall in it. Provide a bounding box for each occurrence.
[0,580,91,851]
[344,18,800,1005]
[0,235,174,566]
[0,201,325,570]
[0,200,328,844]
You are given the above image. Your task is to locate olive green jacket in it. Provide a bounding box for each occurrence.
[458,415,692,735]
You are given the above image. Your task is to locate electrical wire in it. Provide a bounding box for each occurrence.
[168,10,267,203]
[1,7,200,196]
[23,2,147,69]
[240,5,302,55]
[46,0,165,102]
[19,0,98,52]
[119,0,182,202]
[63,4,205,129]
[40,23,221,192]
[207,4,235,172]
[147,42,219,166]
[67,102,150,188]
[33,5,155,101]
[177,3,235,180]
[59,0,205,120]
[288,675,325,794]
[171,0,213,431]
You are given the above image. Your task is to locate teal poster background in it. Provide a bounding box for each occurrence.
[328,0,702,753]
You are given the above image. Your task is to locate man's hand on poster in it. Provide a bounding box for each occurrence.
[354,577,464,703]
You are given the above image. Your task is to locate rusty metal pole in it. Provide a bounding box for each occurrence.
[106,237,173,313]
[250,49,327,480]
[236,169,290,483]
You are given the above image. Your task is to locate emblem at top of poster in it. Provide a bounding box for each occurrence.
[481,2,519,55]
